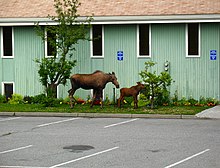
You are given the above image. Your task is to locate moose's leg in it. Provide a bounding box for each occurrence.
[118,95,123,108]
[90,90,97,108]
[133,95,138,109]
[68,89,76,108]
[100,90,103,109]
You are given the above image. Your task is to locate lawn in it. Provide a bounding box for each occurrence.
[0,103,210,115]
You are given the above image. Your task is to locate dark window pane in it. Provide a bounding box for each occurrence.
[3,27,13,56]
[92,25,102,56]
[139,24,149,56]
[47,31,57,56]
[4,83,13,100]
[188,23,199,55]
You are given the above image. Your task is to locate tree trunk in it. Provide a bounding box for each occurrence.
[47,83,58,98]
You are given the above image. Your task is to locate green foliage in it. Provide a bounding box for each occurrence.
[35,0,92,98]
[171,91,219,107]
[32,94,47,104]
[8,94,24,105]
[139,61,172,109]
[124,97,134,104]
[0,95,7,103]
[23,96,33,104]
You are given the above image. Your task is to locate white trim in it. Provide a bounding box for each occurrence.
[1,27,14,58]
[186,23,201,58]
[137,24,151,58]
[1,82,15,96]
[1,14,220,26]
[90,25,104,58]
[44,29,58,58]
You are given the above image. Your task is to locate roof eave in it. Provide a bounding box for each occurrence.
[1,14,220,26]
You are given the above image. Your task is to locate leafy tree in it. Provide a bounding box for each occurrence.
[139,61,172,109]
[35,0,92,98]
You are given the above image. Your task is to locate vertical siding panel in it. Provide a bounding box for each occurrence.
[104,25,137,99]
[14,26,44,96]
[60,34,91,99]
[152,24,186,98]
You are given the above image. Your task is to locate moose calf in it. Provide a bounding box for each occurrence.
[118,82,145,109]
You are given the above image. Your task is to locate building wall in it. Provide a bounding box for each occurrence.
[1,23,220,100]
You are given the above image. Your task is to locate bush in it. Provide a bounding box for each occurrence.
[42,97,61,107]
[32,94,47,104]
[23,96,34,104]
[0,95,7,103]
[8,94,24,104]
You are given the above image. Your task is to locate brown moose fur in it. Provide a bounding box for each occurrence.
[118,82,145,109]
[68,70,119,108]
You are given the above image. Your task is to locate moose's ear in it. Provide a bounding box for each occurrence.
[137,82,141,84]
[112,72,115,75]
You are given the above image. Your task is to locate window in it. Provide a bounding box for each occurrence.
[91,25,104,57]
[1,27,14,58]
[45,29,57,57]
[137,24,151,57]
[186,23,200,57]
[2,82,14,100]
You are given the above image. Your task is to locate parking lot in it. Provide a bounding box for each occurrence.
[0,116,220,168]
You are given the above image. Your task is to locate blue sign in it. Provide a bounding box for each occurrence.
[117,51,123,61]
[210,50,217,60]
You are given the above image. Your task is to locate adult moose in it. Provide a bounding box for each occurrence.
[118,82,145,109]
[68,70,120,108]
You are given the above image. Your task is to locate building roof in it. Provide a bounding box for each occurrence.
[0,0,220,25]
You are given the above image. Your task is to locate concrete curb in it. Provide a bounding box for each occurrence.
[0,112,199,119]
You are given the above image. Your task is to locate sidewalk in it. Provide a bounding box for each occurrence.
[0,106,219,119]
[0,111,198,119]
[196,105,220,119]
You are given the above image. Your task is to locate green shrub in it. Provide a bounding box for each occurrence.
[0,95,7,103]
[23,96,34,104]
[8,94,24,104]
[42,97,59,107]
[32,94,47,104]
[124,97,133,105]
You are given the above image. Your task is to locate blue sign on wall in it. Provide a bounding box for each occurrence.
[210,50,217,60]
[117,51,123,61]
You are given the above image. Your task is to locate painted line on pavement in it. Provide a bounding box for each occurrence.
[0,166,48,168]
[104,118,139,128]
[35,118,79,128]
[0,117,21,122]
[164,149,210,168]
[0,145,33,154]
[49,146,119,168]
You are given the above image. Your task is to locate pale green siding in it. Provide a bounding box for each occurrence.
[1,23,220,101]
[1,26,44,96]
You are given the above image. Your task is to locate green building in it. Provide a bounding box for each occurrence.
[1,0,220,101]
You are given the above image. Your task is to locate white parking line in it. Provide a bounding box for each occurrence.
[104,118,139,128]
[35,118,79,128]
[0,166,48,168]
[164,149,210,168]
[49,146,119,168]
[0,145,33,154]
[0,117,21,122]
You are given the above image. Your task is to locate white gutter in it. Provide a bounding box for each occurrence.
[0,14,220,26]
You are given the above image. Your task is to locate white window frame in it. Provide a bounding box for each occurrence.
[90,89,105,100]
[186,23,201,58]
[1,27,14,58]
[1,82,15,96]
[45,30,58,58]
[90,25,104,58]
[137,24,151,58]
